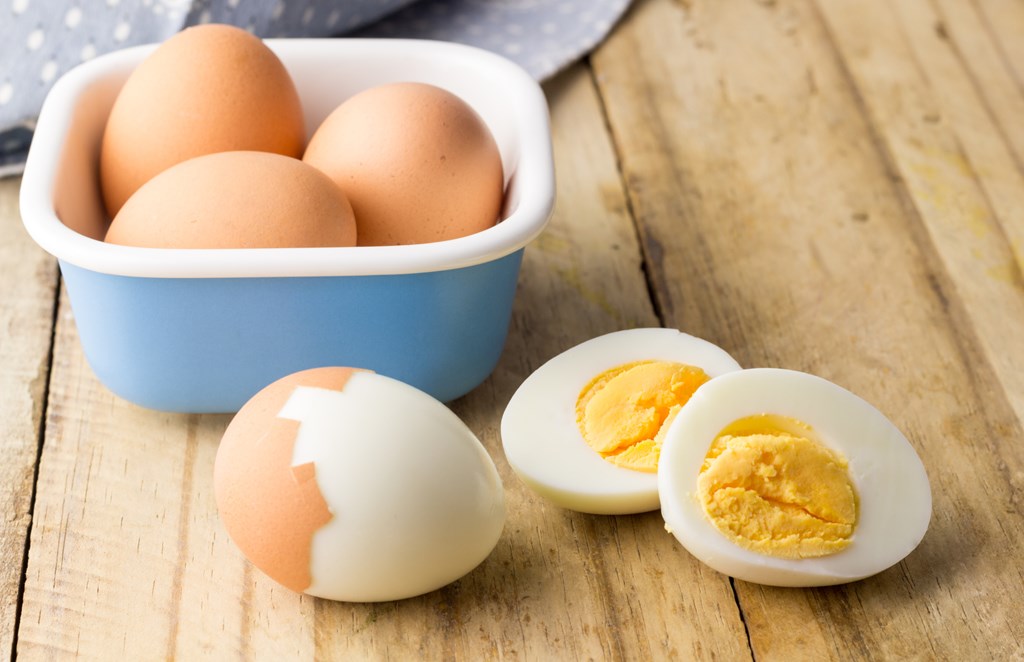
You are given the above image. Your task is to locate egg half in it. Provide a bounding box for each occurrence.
[658,368,931,587]
[500,328,742,515]
[215,367,505,602]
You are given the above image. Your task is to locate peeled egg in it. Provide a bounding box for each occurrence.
[214,367,505,602]
[500,328,742,515]
[100,24,305,217]
[658,368,931,587]
[303,82,504,246]
[105,151,356,248]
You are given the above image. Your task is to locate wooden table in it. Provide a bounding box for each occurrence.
[3,0,1023,658]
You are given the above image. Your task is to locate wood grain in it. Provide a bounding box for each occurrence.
[932,0,1024,169]
[6,0,1024,657]
[592,0,1024,658]
[818,0,1024,420]
[975,0,1024,112]
[0,176,58,660]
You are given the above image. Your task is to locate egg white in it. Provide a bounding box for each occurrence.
[658,368,932,587]
[500,328,742,515]
[281,372,505,602]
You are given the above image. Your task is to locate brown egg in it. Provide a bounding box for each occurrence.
[303,82,504,246]
[104,151,356,248]
[100,24,305,218]
[214,367,354,593]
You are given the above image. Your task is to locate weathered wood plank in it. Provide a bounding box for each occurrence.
[975,0,1024,112]
[818,0,1024,419]
[813,4,1024,655]
[0,177,59,659]
[592,0,1024,659]
[932,0,1024,170]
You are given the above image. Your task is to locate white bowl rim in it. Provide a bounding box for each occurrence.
[19,38,555,278]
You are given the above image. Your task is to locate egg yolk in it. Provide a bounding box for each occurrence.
[698,415,858,559]
[576,361,710,472]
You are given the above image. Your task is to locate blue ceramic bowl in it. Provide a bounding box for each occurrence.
[21,39,554,412]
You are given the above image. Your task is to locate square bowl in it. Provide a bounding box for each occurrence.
[20,38,555,413]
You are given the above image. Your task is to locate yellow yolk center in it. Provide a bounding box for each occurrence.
[576,360,710,472]
[698,415,858,559]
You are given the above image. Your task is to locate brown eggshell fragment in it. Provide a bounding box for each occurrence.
[214,367,361,593]
[104,151,357,248]
[100,23,306,217]
[303,82,504,246]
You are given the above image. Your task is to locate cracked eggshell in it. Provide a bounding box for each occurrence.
[215,367,505,602]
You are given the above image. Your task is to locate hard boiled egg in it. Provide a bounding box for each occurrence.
[658,368,931,587]
[500,328,742,515]
[215,367,505,602]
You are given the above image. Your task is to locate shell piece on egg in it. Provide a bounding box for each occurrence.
[658,368,932,587]
[500,328,742,515]
[215,367,506,602]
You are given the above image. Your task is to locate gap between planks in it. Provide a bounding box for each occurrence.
[11,278,61,662]
[0,175,61,662]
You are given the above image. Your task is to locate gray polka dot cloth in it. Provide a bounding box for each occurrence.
[0,0,631,177]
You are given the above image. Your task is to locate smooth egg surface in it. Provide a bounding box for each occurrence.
[500,328,742,515]
[658,368,932,587]
[215,367,505,602]
[104,151,356,248]
[100,24,305,217]
[303,82,504,246]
